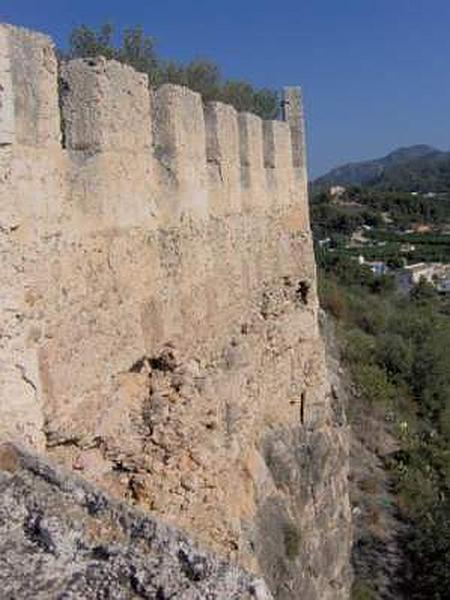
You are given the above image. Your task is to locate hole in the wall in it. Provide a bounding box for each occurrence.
[300,391,305,425]
[57,71,70,149]
[58,77,70,96]
[296,280,310,306]
[128,348,177,374]
[149,347,177,373]
[129,357,148,374]
[241,322,249,335]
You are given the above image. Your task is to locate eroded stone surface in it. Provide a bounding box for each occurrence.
[0,22,352,599]
[0,443,272,599]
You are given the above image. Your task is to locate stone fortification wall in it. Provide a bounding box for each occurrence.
[0,24,351,599]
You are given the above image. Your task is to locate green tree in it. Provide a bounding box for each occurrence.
[68,23,115,59]
[162,60,187,85]
[219,80,256,113]
[253,88,279,119]
[376,333,413,379]
[353,364,397,408]
[118,27,159,84]
[410,278,437,304]
[184,59,221,102]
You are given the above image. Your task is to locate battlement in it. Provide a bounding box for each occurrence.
[0,24,307,225]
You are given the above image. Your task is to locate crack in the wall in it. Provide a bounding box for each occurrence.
[206,158,224,183]
[14,363,37,397]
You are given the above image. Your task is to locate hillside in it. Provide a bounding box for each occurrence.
[314,145,450,192]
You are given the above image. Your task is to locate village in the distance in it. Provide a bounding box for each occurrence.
[311,145,450,294]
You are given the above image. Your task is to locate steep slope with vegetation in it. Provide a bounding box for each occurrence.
[319,257,450,599]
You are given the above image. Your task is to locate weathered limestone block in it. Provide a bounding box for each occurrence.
[281,87,311,231]
[153,84,208,222]
[262,120,292,170]
[0,24,60,147]
[282,86,306,174]
[61,57,152,153]
[0,28,14,145]
[204,101,241,215]
[0,26,62,453]
[60,59,156,230]
[67,152,157,230]
[238,112,266,210]
[36,232,158,444]
[239,112,264,169]
[263,120,294,210]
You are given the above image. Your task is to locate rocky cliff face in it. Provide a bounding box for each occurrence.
[0,23,352,598]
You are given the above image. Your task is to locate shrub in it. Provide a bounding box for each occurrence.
[319,278,346,319]
[375,333,413,379]
[359,476,379,494]
[343,328,376,365]
[353,364,396,408]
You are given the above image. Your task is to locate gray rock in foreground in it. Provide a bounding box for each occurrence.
[0,443,272,599]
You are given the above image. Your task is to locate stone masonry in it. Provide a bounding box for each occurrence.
[0,23,352,599]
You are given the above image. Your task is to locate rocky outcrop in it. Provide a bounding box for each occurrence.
[0,443,272,599]
[0,23,352,598]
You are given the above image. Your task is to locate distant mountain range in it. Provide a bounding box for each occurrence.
[313,145,450,193]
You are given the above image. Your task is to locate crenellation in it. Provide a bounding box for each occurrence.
[238,111,264,170]
[282,86,307,176]
[204,101,241,215]
[205,102,239,167]
[262,119,294,207]
[238,112,266,210]
[1,24,60,147]
[152,84,209,221]
[262,120,292,170]
[60,57,152,153]
[0,28,15,145]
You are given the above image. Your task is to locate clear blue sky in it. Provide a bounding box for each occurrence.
[2,0,449,176]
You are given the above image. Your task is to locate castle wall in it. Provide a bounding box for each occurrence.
[0,24,351,600]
